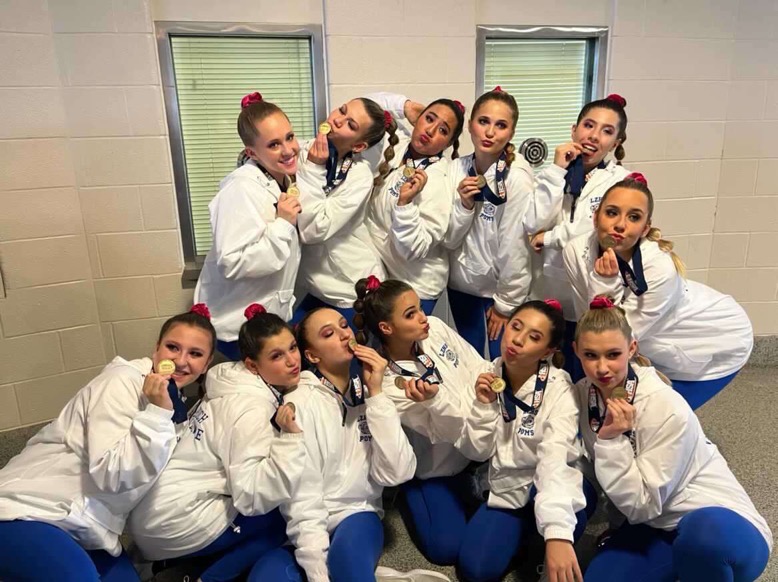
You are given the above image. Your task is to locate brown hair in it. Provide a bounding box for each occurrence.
[157,310,216,357]
[598,177,686,276]
[238,310,294,361]
[577,96,628,165]
[357,97,400,189]
[237,100,287,147]
[352,278,413,345]
[509,300,565,368]
[471,89,519,167]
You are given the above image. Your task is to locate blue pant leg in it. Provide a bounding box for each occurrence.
[290,294,329,325]
[448,288,489,356]
[0,520,102,582]
[562,321,585,383]
[88,549,140,582]
[584,522,675,582]
[247,546,303,582]
[673,507,769,582]
[458,502,530,582]
[400,476,468,565]
[671,371,739,410]
[327,512,384,582]
[216,340,241,362]
[420,298,438,316]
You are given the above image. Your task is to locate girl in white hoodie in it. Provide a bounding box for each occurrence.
[574,298,770,581]
[129,304,306,582]
[292,97,397,324]
[563,175,753,409]
[0,305,216,582]
[457,299,595,582]
[249,306,416,582]
[195,92,303,360]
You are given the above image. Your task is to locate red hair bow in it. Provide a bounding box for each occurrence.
[244,303,266,320]
[241,92,263,109]
[383,110,393,130]
[606,94,627,108]
[627,172,648,186]
[190,303,211,319]
[544,299,563,313]
[493,85,503,93]
[590,296,615,310]
[366,275,381,292]
[453,100,466,115]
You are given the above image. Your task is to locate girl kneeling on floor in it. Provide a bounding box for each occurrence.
[574,297,771,581]
[128,304,306,582]
[457,299,596,582]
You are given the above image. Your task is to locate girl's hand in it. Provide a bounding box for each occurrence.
[597,398,636,440]
[457,176,481,210]
[403,378,439,402]
[594,248,619,278]
[354,346,388,397]
[475,372,497,404]
[398,168,428,206]
[276,193,302,225]
[143,373,174,411]
[553,142,584,169]
[486,307,507,341]
[545,539,583,582]
[403,100,425,125]
[307,132,329,165]
[275,403,302,434]
[530,231,545,253]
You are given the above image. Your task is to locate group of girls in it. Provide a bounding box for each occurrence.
[0,85,771,582]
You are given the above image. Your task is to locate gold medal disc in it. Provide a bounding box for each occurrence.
[490,378,506,393]
[475,174,487,189]
[611,386,628,399]
[348,338,358,352]
[158,359,175,375]
[601,235,617,250]
[318,122,331,135]
[394,376,408,389]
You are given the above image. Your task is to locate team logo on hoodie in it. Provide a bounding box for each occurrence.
[357,414,372,443]
[479,202,496,222]
[438,344,459,367]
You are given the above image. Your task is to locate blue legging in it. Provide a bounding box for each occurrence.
[458,478,598,582]
[562,320,585,383]
[420,298,437,316]
[447,288,502,359]
[671,371,740,410]
[0,520,139,581]
[158,511,286,582]
[399,473,474,566]
[290,294,357,329]
[585,507,769,582]
[217,339,241,362]
[248,511,384,582]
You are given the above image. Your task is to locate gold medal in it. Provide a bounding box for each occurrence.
[402,166,415,179]
[157,359,175,375]
[286,402,296,414]
[601,235,617,250]
[348,338,358,352]
[612,386,628,399]
[490,377,506,393]
[286,183,300,197]
[475,174,486,189]
[394,376,408,389]
[318,122,331,135]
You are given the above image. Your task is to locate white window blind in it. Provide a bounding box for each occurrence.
[483,39,589,167]
[170,36,316,256]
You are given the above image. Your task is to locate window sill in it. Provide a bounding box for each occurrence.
[181,259,204,289]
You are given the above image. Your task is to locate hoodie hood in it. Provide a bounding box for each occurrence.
[220,159,273,191]
[205,361,266,399]
[106,356,154,377]
[577,364,670,404]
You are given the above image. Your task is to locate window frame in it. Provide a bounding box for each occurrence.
[476,25,610,142]
[155,21,328,281]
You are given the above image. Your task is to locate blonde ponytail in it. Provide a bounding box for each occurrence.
[645,227,686,277]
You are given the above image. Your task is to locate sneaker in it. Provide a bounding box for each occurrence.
[375,566,451,581]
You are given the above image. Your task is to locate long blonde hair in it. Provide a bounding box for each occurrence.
[598,177,686,277]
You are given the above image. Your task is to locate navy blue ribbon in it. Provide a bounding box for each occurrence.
[313,363,365,427]
[565,157,606,221]
[467,151,508,207]
[324,141,354,194]
[614,241,648,297]
[497,360,549,423]
[167,379,189,425]
[588,364,638,451]
[387,343,442,385]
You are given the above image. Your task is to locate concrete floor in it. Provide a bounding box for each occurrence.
[0,366,775,581]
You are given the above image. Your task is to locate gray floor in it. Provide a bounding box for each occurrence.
[0,366,775,581]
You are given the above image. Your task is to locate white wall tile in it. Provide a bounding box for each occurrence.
[0,236,91,289]
[125,87,166,136]
[707,268,778,301]
[723,121,778,159]
[764,81,778,119]
[71,137,171,186]
[612,0,644,37]
[747,233,778,267]
[715,196,778,232]
[55,33,158,86]
[79,186,144,233]
[330,84,475,110]
[609,81,728,121]
[476,0,610,27]
[114,0,153,33]
[0,33,61,87]
[140,184,178,230]
[151,0,322,23]
[0,188,83,241]
[626,160,698,199]
[62,87,132,137]
[755,159,778,196]
[695,159,720,197]
[622,122,667,162]
[726,81,767,121]
[0,88,67,139]
[0,139,75,191]
[734,0,778,41]
[665,122,725,160]
[0,0,49,33]
[730,40,778,80]
[642,0,737,39]
[718,159,758,196]
[49,0,116,32]
[710,233,749,268]
[742,302,778,335]
[651,198,716,235]
[610,37,732,81]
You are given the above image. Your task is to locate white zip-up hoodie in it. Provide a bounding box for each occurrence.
[563,233,753,381]
[523,160,630,316]
[576,366,772,550]
[459,360,586,542]
[444,153,535,314]
[128,362,306,560]
[194,161,301,341]
[296,140,386,308]
[280,371,416,582]
[381,316,492,479]
[0,357,178,556]
[364,92,452,300]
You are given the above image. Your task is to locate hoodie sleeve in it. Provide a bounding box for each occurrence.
[458,398,499,462]
[563,238,596,321]
[296,161,374,245]
[533,378,587,542]
[365,393,417,486]
[443,161,476,250]
[391,163,453,261]
[523,164,566,235]
[210,179,297,280]
[363,92,413,139]
[218,399,306,516]
[86,369,177,494]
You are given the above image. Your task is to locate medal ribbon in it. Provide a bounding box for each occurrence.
[565,157,607,221]
[324,140,354,194]
[588,365,639,454]
[386,343,442,385]
[467,151,508,207]
[613,241,648,297]
[313,363,365,427]
[399,148,441,182]
[266,383,286,432]
[166,379,189,424]
[496,360,550,424]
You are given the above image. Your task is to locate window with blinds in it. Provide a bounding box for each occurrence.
[483,38,594,168]
[169,35,317,257]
